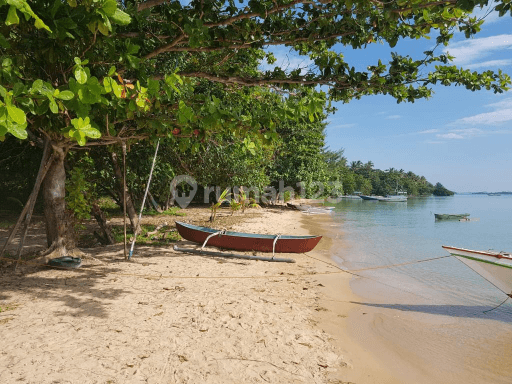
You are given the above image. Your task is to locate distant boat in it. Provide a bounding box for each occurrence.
[360,195,382,201]
[342,195,362,199]
[488,193,501,196]
[435,213,470,220]
[176,221,322,253]
[442,246,512,297]
[342,192,362,199]
[378,191,407,202]
[296,205,334,214]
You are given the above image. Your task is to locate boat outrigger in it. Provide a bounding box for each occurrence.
[175,221,322,254]
[442,246,512,297]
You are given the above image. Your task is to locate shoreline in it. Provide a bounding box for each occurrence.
[298,212,404,384]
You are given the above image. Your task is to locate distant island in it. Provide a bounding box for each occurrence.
[471,191,512,195]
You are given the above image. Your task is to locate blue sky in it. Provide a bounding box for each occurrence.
[264,8,512,192]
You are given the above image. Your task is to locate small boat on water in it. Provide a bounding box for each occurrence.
[442,246,512,297]
[435,213,470,220]
[176,221,322,253]
[360,195,382,201]
[378,191,407,202]
[296,205,334,214]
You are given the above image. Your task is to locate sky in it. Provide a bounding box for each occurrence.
[263,7,512,193]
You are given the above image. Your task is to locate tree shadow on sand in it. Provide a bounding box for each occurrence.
[0,245,137,319]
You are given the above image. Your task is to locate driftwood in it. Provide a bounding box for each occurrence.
[91,203,115,245]
[147,190,163,212]
[146,222,168,237]
[160,229,177,239]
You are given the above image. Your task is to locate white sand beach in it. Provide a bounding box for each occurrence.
[0,207,357,384]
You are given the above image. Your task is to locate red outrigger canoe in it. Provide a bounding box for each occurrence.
[175,221,322,253]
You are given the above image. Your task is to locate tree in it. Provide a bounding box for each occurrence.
[433,182,454,196]
[0,0,510,256]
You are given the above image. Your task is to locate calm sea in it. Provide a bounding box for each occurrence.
[329,194,512,383]
[331,194,512,317]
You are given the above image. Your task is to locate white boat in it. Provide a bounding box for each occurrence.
[378,191,407,202]
[296,205,334,214]
[442,246,512,297]
[360,195,382,201]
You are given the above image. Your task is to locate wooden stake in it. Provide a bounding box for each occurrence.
[0,139,51,261]
[122,141,127,260]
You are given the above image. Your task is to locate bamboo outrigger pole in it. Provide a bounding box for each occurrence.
[173,246,296,263]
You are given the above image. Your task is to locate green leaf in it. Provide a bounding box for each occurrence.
[5,6,19,26]
[55,90,74,100]
[49,97,58,113]
[6,105,26,124]
[30,79,43,93]
[7,121,27,139]
[111,9,131,25]
[101,0,117,16]
[80,126,101,139]
[34,16,50,31]
[74,67,87,84]
[97,21,109,36]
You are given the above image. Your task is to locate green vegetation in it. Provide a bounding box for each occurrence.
[111,224,181,245]
[0,1,507,254]
[433,183,455,196]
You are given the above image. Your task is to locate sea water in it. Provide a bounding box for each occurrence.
[329,194,512,383]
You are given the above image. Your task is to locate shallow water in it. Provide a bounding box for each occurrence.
[330,194,512,383]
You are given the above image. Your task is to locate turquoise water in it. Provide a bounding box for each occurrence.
[331,194,512,320]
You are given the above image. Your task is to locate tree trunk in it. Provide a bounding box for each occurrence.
[91,202,115,245]
[110,150,138,233]
[42,145,77,257]
[148,190,162,212]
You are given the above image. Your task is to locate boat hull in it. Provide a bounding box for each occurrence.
[442,246,512,296]
[435,213,470,220]
[377,197,407,202]
[360,195,382,201]
[176,222,322,253]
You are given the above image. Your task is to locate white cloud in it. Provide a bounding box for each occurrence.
[437,133,464,139]
[450,98,512,126]
[443,34,512,66]
[466,59,512,70]
[432,127,511,140]
[425,140,445,144]
[385,115,401,120]
[418,129,439,134]
[332,123,357,129]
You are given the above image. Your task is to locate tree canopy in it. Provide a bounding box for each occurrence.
[0,0,510,147]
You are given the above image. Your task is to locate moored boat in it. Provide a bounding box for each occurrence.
[176,221,322,253]
[378,191,407,202]
[442,246,512,297]
[378,195,407,202]
[360,195,382,201]
[435,213,470,220]
[295,205,334,214]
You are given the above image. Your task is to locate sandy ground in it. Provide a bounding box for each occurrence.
[0,206,359,384]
